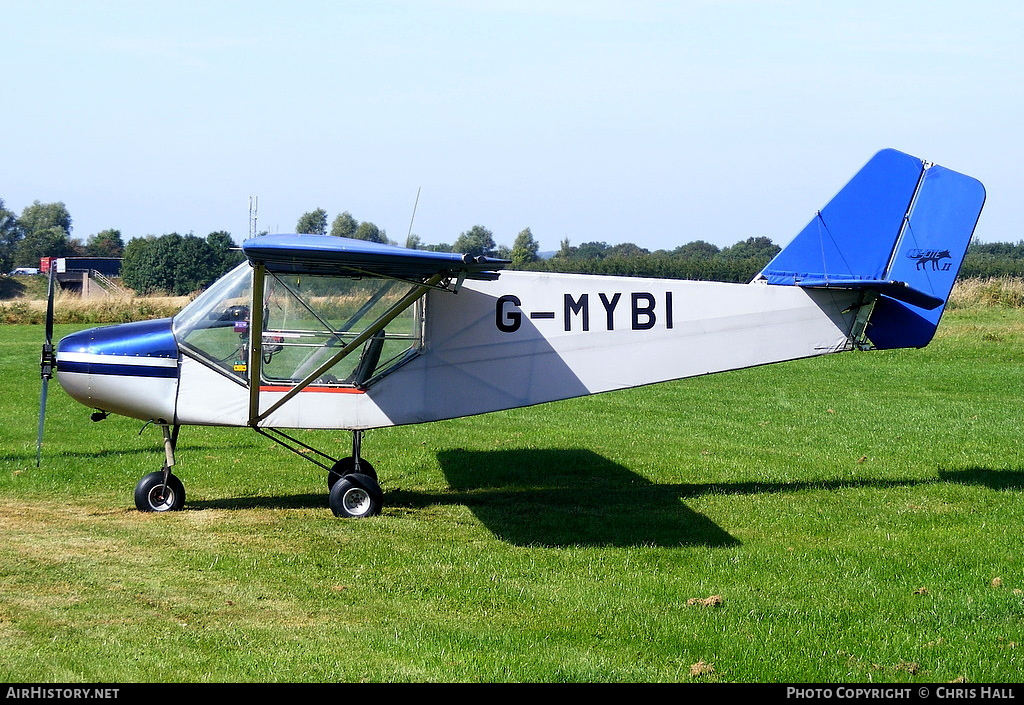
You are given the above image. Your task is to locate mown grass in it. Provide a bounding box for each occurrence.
[1,302,1024,682]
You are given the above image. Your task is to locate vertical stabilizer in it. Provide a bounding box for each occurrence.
[758,149,925,287]
[757,149,985,349]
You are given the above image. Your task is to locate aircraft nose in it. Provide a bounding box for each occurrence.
[55,318,180,422]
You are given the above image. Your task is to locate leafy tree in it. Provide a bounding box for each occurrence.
[719,236,779,260]
[606,242,649,258]
[121,236,162,294]
[19,201,72,238]
[553,237,576,260]
[452,225,496,258]
[206,231,244,273]
[122,231,243,295]
[422,242,452,253]
[573,241,610,260]
[13,201,75,267]
[174,234,219,294]
[85,229,125,257]
[330,212,358,238]
[296,208,328,235]
[149,233,184,293]
[354,221,387,243]
[672,240,720,259]
[14,226,76,267]
[0,198,22,272]
[510,227,539,267]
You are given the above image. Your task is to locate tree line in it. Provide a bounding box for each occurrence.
[957,241,1024,279]
[4,197,1024,297]
[290,207,783,282]
[121,232,244,295]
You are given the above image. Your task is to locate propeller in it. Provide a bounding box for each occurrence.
[36,265,56,466]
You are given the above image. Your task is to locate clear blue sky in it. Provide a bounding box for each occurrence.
[2,0,1020,253]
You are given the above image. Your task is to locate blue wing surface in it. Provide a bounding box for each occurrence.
[241,234,509,280]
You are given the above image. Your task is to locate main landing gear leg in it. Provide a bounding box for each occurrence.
[328,429,383,519]
[252,427,384,519]
[134,423,186,512]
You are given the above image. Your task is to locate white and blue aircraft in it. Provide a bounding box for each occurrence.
[40,149,986,518]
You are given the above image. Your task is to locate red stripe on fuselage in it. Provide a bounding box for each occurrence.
[259,385,366,394]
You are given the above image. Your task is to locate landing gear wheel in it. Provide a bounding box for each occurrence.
[327,456,377,489]
[134,471,186,512]
[328,473,383,518]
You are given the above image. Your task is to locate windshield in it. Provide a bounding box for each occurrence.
[173,263,423,387]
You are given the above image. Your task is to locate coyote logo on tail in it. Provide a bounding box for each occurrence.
[907,249,952,271]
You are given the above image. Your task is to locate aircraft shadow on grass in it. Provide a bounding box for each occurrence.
[191,447,739,548]
[937,467,1024,491]
[187,449,1024,549]
[429,451,1024,548]
[431,448,738,548]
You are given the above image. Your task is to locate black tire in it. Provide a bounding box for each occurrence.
[328,473,383,518]
[327,456,377,489]
[134,471,186,512]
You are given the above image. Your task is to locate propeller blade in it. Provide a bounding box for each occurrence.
[36,377,49,467]
[36,265,57,467]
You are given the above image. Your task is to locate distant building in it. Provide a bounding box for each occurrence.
[41,257,122,277]
[41,257,124,298]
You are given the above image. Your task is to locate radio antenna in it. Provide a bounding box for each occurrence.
[405,187,421,248]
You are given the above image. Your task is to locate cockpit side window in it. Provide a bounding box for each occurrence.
[258,272,422,387]
[173,264,423,388]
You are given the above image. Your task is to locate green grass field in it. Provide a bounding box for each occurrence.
[2,308,1023,683]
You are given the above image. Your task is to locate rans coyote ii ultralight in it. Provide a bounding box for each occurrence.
[41,149,986,518]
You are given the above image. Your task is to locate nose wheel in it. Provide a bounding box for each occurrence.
[134,423,186,513]
[134,471,186,512]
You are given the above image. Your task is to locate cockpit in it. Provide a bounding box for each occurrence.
[173,262,423,390]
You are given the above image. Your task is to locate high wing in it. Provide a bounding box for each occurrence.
[242,234,508,281]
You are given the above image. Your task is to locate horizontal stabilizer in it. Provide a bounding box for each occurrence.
[794,278,943,310]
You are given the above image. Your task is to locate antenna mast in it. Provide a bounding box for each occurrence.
[405,187,421,248]
[249,196,259,238]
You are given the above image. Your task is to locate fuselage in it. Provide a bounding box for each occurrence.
[55,267,860,431]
